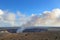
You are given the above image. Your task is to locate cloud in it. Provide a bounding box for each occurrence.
[22,8,60,27]
[0,8,60,27]
[0,9,4,15]
[0,9,27,27]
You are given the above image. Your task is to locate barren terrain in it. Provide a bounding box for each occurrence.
[0,31,60,40]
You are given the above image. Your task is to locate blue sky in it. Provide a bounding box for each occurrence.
[0,0,60,15]
[0,0,60,27]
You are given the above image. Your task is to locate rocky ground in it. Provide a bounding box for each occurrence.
[0,31,60,40]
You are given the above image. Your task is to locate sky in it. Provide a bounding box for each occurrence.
[0,0,60,15]
[0,0,60,27]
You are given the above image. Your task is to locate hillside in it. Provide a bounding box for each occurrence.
[0,31,60,40]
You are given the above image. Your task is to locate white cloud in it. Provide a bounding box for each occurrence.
[52,8,60,17]
[6,13,16,26]
[0,9,4,15]
[31,14,36,17]
[0,8,60,27]
[43,11,51,14]
[22,8,60,27]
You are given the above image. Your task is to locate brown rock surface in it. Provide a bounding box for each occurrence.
[0,31,60,40]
